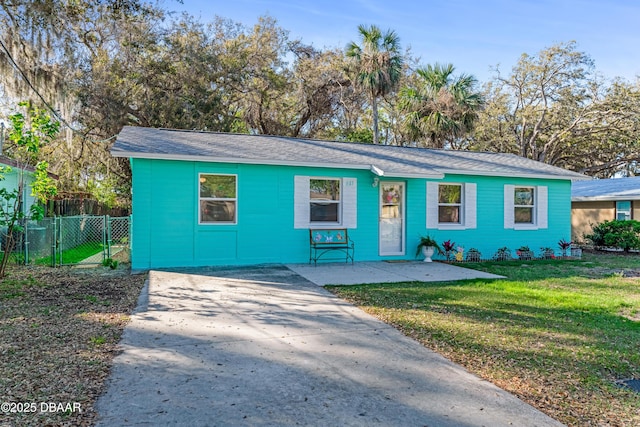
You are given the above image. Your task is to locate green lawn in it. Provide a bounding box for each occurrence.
[35,241,104,265]
[327,252,640,426]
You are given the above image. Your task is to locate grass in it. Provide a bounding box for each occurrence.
[0,275,41,299]
[327,251,640,426]
[35,241,104,265]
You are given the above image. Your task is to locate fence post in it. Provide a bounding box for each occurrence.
[51,216,57,267]
[22,218,28,265]
[104,215,109,262]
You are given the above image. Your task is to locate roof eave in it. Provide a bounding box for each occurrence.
[111,150,445,179]
[572,196,640,202]
[437,168,587,181]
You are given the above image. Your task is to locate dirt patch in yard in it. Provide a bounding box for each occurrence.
[0,264,146,427]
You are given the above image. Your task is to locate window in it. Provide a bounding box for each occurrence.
[616,201,632,220]
[514,187,535,224]
[504,185,547,230]
[438,184,462,224]
[309,178,341,223]
[294,176,357,229]
[199,174,237,224]
[426,182,476,230]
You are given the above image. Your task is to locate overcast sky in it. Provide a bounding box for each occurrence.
[168,0,640,84]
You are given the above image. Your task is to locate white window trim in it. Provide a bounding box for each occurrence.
[379,181,406,256]
[294,176,357,229]
[504,184,548,230]
[309,177,342,226]
[198,173,238,225]
[514,186,536,228]
[616,201,632,220]
[427,182,476,230]
[438,183,463,226]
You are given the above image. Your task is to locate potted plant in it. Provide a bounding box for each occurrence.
[516,245,534,260]
[442,239,456,261]
[558,238,572,257]
[493,246,512,261]
[416,235,443,262]
[540,247,555,259]
[465,248,481,262]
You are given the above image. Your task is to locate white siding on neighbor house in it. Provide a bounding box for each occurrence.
[293,175,357,229]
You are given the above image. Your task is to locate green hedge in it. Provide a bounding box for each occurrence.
[585,219,640,252]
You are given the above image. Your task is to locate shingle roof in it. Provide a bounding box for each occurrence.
[572,177,640,201]
[112,126,589,181]
[0,155,59,179]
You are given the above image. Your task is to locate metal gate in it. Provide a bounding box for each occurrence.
[22,215,131,266]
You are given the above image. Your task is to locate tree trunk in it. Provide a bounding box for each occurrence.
[372,95,379,144]
[0,227,15,278]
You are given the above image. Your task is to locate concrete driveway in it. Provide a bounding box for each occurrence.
[95,265,562,427]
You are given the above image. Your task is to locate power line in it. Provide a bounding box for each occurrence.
[0,37,118,144]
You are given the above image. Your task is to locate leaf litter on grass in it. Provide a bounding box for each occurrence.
[328,252,640,426]
[0,264,146,427]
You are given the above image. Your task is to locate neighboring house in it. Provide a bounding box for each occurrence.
[111,126,588,270]
[0,155,40,217]
[571,177,640,243]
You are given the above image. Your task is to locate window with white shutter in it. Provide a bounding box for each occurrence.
[504,184,547,230]
[294,176,357,229]
[427,181,476,230]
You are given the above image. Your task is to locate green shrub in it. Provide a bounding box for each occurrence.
[102,258,118,269]
[493,247,512,261]
[585,219,640,252]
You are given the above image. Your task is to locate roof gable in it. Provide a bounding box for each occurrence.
[112,126,588,181]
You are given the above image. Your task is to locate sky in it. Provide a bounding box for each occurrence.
[167,0,640,84]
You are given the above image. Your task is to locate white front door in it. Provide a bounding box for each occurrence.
[379,182,405,256]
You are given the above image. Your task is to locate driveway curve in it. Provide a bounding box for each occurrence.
[95,265,562,427]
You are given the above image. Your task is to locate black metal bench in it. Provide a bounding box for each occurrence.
[309,229,354,265]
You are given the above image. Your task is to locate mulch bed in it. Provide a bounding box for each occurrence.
[0,264,146,426]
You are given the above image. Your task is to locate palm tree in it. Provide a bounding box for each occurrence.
[346,24,403,145]
[399,63,484,148]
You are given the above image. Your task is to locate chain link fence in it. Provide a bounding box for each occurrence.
[106,216,130,260]
[16,215,131,266]
[56,215,107,266]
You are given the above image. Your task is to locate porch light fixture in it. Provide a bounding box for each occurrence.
[370,164,383,187]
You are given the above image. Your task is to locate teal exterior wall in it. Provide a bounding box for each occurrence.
[0,166,37,216]
[130,158,572,269]
[426,174,572,260]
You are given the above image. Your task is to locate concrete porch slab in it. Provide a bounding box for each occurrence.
[286,261,503,286]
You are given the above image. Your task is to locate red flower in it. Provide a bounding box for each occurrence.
[442,240,456,252]
[558,239,572,250]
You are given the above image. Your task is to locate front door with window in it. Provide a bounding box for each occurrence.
[379,182,405,255]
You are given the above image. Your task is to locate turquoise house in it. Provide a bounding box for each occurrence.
[0,155,40,217]
[112,127,587,270]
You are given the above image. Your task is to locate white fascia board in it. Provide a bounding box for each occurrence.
[383,172,444,179]
[572,196,640,202]
[436,168,588,181]
[111,151,444,179]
